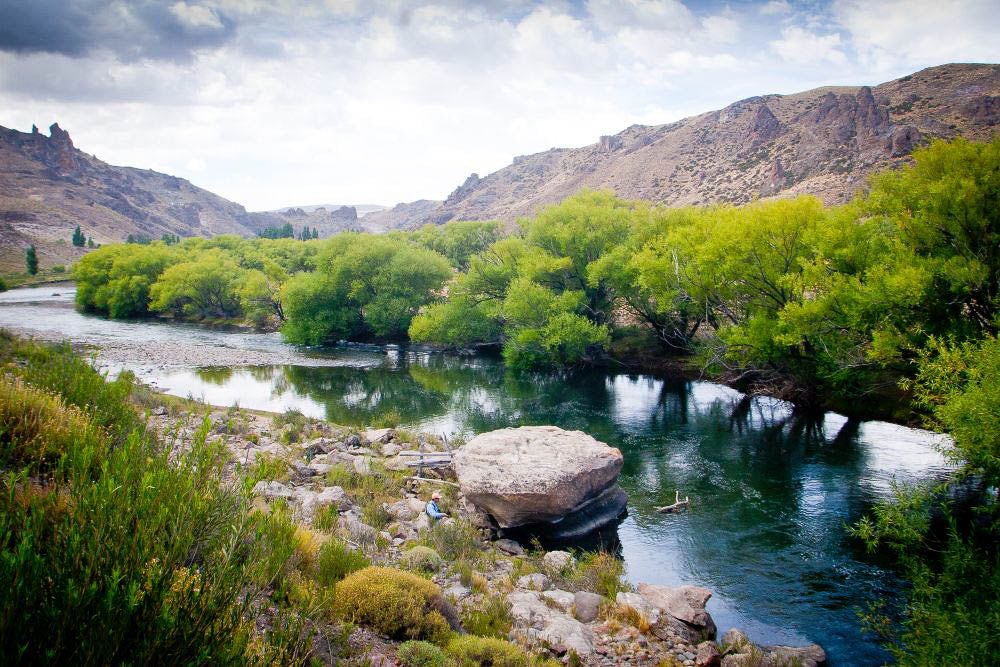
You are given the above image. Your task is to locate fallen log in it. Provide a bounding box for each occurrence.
[656,490,690,513]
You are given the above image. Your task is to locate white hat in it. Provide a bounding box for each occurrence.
[432,491,441,499]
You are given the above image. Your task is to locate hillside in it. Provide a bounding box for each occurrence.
[368,63,1000,229]
[0,125,363,272]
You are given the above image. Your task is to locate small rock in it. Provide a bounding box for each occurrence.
[495,538,525,555]
[381,441,403,457]
[365,428,393,444]
[517,573,551,591]
[315,485,351,510]
[291,461,315,477]
[339,515,376,542]
[721,629,750,652]
[573,590,605,623]
[151,406,167,416]
[763,644,827,667]
[543,550,576,573]
[696,641,721,666]
[352,456,371,475]
[345,434,362,448]
[308,462,332,475]
[541,589,575,611]
[252,480,294,500]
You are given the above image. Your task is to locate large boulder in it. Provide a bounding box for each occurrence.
[452,426,627,538]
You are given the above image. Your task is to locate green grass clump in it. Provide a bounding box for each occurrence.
[404,545,444,573]
[241,452,290,494]
[445,634,533,666]
[313,504,339,533]
[460,591,512,639]
[334,567,451,643]
[418,519,483,562]
[315,538,369,587]
[396,640,450,667]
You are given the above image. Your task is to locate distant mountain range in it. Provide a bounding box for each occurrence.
[1,63,997,272]
[365,63,1000,229]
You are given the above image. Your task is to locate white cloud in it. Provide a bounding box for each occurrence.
[760,0,791,16]
[171,2,224,29]
[770,26,848,65]
[3,1,1000,211]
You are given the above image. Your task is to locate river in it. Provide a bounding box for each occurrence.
[0,284,954,665]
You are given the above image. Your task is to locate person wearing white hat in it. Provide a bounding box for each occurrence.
[425,491,448,522]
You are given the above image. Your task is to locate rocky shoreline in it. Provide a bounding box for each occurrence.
[149,402,827,667]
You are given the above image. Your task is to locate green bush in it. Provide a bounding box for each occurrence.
[313,504,339,533]
[460,592,512,639]
[0,376,106,474]
[315,538,369,587]
[397,640,450,667]
[333,567,451,643]
[51,264,65,274]
[418,519,482,562]
[404,545,444,573]
[0,334,305,663]
[446,635,532,667]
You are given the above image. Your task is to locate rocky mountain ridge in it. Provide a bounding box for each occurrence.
[364,63,1000,229]
[0,125,369,271]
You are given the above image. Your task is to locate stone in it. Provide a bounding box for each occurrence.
[541,589,575,611]
[452,426,627,537]
[762,644,827,667]
[543,550,576,573]
[352,455,371,475]
[517,573,551,591]
[638,584,717,641]
[315,485,351,510]
[345,434,362,448]
[495,538,525,555]
[696,641,721,666]
[508,591,596,657]
[386,498,422,521]
[573,590,605,623]
[365,428,393,444]
[308,462,332,475]
[252,480,294,501]
[616,591,662,628]
[381,441,403,457]
[339,515,376,543]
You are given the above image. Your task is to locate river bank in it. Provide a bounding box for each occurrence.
[144,390,827,666]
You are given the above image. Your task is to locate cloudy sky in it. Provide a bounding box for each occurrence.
[1,0,998,210]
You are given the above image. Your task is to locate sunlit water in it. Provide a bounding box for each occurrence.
[1,285,955,665]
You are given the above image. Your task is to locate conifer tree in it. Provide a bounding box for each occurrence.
[26,245,38,275]
[72,225,85,247]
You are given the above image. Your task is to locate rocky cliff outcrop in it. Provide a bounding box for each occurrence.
[371,63,1000,229]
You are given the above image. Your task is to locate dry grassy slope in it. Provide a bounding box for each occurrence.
[0,125,359,273]
[400,63,1000,228]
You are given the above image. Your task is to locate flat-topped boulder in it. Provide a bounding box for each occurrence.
[452,425,627,539]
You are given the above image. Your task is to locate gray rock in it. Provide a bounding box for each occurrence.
[541,589,575,611]
[345,434,362,448]
[386,498,422,521]
[762,644,827,667]
[721,629,750,652]
[543,550,576,573]
[339,515,376,542]
[252,480,294,500]
[316,485,351,510]
[352,455,371,475]
[308,462,332,475]
[453,426,626,530]
[381,441,403,457]
[696,641,721,666]
[538,615,596,657]
[517,573,551,591]
[291,461,315,477]
[364,428,393,444]
[638,583,717,641]
[573,590,605,623]
[508,591,596,656]
[495,538,525,555]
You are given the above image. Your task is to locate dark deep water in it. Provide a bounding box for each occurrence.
[1,285,955,665]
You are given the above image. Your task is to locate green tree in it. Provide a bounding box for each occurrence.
[25,245,38,275]
[72,225,85,247]
[87,236,95,248]
[149,249,244,319]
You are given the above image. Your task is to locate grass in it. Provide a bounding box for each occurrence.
[460,591,512,639]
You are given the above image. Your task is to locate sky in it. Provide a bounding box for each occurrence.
[1,0,999,211]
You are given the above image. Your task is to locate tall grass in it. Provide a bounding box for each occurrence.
[0,333,307,663]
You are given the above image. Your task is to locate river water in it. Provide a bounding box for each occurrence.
[1,285,954,665]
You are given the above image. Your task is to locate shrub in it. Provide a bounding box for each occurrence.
[418,519,483,561]
[0,376,106,473]
[404,545,444,573]
[446,635,532,667]
[396,640,450,667]
[460,592,512,639]
[51,264,66,274]
[313,504,339,533]
[315,539,369,587]
[334,567,451,643]
[571,551,626,600]
[242,452,289,494]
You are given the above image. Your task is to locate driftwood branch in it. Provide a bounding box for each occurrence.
[656,490,690,513]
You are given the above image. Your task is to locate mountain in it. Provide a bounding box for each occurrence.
[0,124,365,271]
[373,63,1000,229]
[266,203,387,217]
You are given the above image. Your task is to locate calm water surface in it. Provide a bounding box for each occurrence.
[1,285,954,665]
